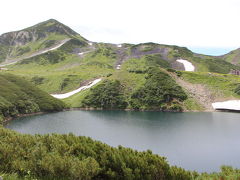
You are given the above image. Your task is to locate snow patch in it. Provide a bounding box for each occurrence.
[88,42,93,46]
[51,78,102,99]
[117,44,122,48]
[212,100,240,111]
[176,59,195,71]
[116,65,121,70]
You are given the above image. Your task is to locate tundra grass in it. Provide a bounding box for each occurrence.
[5,53,115,93]
[182,72,240,98]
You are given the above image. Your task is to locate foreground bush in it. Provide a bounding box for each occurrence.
[0,127,194,180]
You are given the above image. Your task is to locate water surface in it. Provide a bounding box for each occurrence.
[6,110,240,172]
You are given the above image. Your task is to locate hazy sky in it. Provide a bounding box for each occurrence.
[1,0,240,55]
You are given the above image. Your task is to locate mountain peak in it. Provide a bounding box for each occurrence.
[0,19,87,62]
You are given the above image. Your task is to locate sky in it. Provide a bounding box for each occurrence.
[0,0,240,56]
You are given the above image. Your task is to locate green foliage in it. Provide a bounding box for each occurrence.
[0,73,65,122]
[60,78,70,91]
[124,58,148,73]
[19,50,66,65]
[16,47,31,56]
[182,72,240,98]
[197,166,240,180]
[199,58,240,74]
[59,38,88,53]
[42,40,56,48]
[0,45,9,62]
[92,44,116,59]
[123,54,170,74]
[0,127,194,180]
[82,80,127,109]
[145,54,170,69]
[234,84,240,95]
[183,98,204,111]
[130,68,187,110]
[130,42,158,52]
[31,76,45,85]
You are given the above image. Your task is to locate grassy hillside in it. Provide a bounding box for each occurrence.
[181,72,240,98]
[0,19,87,63]
[0,73,65,123]
[222,48,240,65]
[5,41,116,93]
[64,67,188,111]
[2,20,240,112]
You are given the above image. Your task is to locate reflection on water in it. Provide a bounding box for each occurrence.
[6,110,240,172]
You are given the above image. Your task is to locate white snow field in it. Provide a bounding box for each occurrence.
[212,100,240,111]
[176,59,195,71]
[51,78,102,99]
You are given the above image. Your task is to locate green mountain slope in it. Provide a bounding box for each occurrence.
[1,19,240,112]
[0,19,87,63]
[0,73,65,123]
[221,48,240,65]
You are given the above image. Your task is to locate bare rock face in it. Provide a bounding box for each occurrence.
[0,31,35,46]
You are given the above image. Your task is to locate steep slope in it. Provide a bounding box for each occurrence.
[221,48,240,65]
[0,19,87,64]
[0,73,65,123]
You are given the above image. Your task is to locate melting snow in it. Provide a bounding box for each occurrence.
[116,65,121,70]
[51,78,102,99]
[176,59,195,71]
[212,100,240,111]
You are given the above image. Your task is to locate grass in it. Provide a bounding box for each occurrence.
[0,73,65,122]
[6,51,115,93]
[63,88,91,108]
[183,98,204,111]
[4,38,240,110]
[182,71,240,98]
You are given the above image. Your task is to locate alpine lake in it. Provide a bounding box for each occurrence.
[5,110,240,173]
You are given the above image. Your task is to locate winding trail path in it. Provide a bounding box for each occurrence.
[0,39,70,67]
[51,78,102,99]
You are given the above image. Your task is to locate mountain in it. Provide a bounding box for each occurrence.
[0,73,65,123]
[221,48,240,65]
[0,19,87,64]
[1,19,240,112]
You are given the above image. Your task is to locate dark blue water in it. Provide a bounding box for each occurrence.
[5,110,240,172]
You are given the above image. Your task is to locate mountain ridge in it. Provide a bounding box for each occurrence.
[0,19,239,63]
[1,19,240,112]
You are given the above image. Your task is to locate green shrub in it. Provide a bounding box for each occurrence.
[31,76,45,85]
[0,127,194,180]
[0,73,65,122]
[82,80,127,109]
[234,84,240,95]
[130,68,187,110]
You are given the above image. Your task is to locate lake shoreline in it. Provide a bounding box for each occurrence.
[3,107,238,126]
[6,110,240,173]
